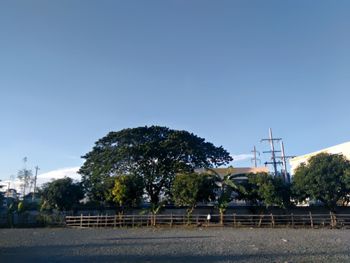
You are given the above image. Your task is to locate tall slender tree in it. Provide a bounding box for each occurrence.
[17,157,33,197]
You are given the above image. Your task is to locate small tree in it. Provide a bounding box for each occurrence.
[204,168,246,225]
[238,173,290,209]
[292,153,350,211]
[172,173,216,221]
[41,177,84,211]
[216,174,247,225]
[111,174,144,212]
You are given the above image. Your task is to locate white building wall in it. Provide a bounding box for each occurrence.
[289,142,350,175]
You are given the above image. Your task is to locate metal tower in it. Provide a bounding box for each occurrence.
[261,128,282,176]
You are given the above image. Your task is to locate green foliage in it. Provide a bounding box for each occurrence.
[238,173,290,208]
[41,177,84,211]
[79,126,232,206]
[111,174,144,209]
[292,153,350,211]
[16,200,39,212]
[17,201,25,213]
[236,175,261,205]
[172,173,216,214]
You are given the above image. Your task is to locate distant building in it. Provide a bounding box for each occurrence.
[289,141,350,175]
[196,166,269,179]
[4,188,18,199]
[1,188,18,207]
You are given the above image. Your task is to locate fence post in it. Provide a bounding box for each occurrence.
[233,213,236,228]
[258,214,263,228]
[330,212,333,228]
[132,215,135,228]
[113,215,117,228]
[105,214,108,227]
[153,214,157,227]
[270,213,275,228]
[170,213,173,227]
[330,212,337,228]
[80,214,83,228]
[309,212,314,228]
[291,213,294,228]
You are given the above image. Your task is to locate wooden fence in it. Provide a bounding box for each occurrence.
[65,212,350,228]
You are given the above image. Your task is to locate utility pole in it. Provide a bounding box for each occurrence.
[251,146,260,168]
[22,157,28,197]
[280,141,288,182]
[261,128,282,176]
[32,166,40,201]
[277,141,295,183]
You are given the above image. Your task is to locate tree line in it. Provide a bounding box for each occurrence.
[9,126,350,214]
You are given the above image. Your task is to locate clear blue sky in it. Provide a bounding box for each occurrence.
[1,1,350,180]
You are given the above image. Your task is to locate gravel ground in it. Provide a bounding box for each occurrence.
[0,227,349,263]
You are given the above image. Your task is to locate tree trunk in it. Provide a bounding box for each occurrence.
[187,207,194,225]
[219,209,225,226]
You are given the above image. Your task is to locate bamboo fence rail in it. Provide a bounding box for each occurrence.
[65,212,350,229]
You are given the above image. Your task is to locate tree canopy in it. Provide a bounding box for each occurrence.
[292,153,350,211]
[41,177,84,211]
[79,126,232,206]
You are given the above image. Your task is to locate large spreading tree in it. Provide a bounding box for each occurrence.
[79,126,232,208]
[292,153,350,211]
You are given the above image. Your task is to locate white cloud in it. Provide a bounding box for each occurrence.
[38,167,81,181]
[36,166,81,187]
[1,166,81,194]
[232,154,253,162]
